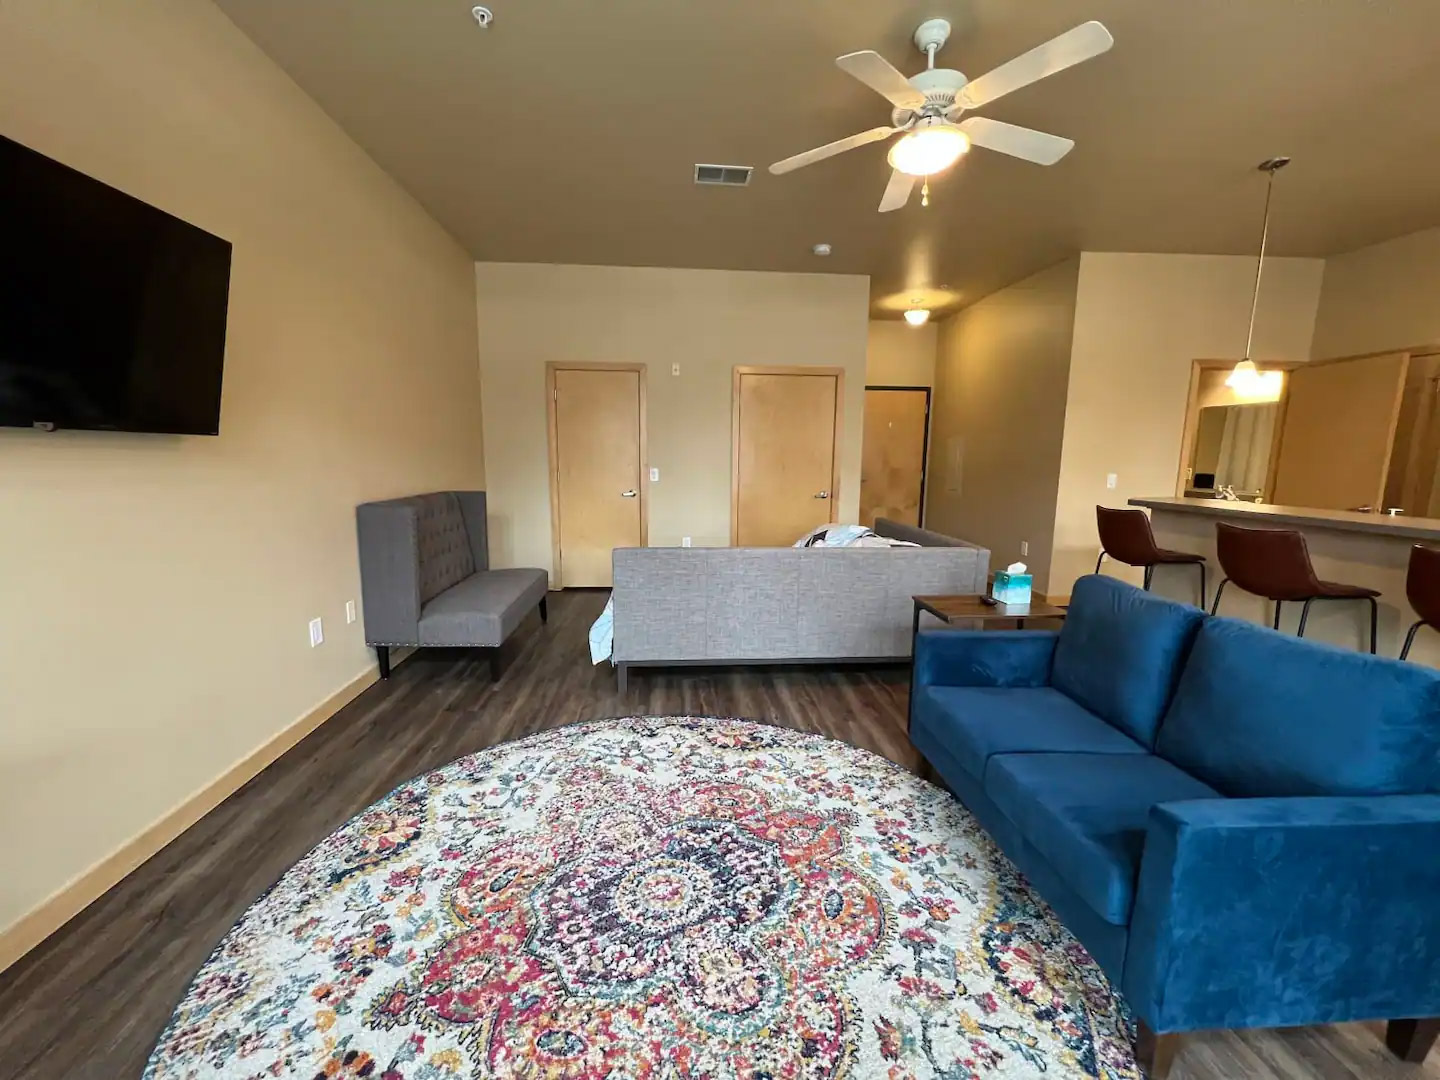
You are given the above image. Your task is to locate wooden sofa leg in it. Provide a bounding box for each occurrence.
[376,646,391,680]
[1135,1023,1179,1079]
[616,663,629,695]
[1386,1018,1440,1063]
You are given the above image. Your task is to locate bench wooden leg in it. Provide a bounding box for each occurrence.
[1387,1018,1440,1063]
[376,646,390,680]
[1136,1023,1179,1079]
[616,662,629,695]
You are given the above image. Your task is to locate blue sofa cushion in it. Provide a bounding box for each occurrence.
[912,686,1148,784]
[1157,617,1440,797]
[985,752,1222,926]
[1050,575,1205,749]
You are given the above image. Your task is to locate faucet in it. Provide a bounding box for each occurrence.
[1217,485,1239,501]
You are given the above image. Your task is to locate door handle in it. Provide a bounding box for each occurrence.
[621,490,638,498]
[814,491,830,499]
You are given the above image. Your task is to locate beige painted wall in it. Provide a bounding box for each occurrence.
[926,260,1080,593]
[866,320,937,386]
[1051,253,1324,594]
[1311,225,1440,359]
[0,0,484,935]
[475,263,870,566]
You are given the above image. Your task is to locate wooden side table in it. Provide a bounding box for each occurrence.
[912,594,1068,639]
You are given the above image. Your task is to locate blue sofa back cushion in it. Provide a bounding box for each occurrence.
[1157,617,1440,797]
[1050,575,1206,749]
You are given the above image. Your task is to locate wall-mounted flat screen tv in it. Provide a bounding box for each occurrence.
[1,133,232,435]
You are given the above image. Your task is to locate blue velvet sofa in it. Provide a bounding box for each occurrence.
[910,574,1440,1075]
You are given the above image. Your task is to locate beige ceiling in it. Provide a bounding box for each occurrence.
[215,0,1440,316]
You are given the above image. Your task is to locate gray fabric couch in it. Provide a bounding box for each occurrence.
[610,518,989,691]
[356,491,548,679]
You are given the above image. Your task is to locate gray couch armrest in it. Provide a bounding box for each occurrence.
[356,501,421,645]
[453,491,489,572]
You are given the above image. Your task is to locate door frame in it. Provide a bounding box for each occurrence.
[730,365,845,545]
[546,361,648,589]
[863,384,933,527]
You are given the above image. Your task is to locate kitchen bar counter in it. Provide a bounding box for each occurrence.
[1129,496,1440,542]
[1124,496,1438,667]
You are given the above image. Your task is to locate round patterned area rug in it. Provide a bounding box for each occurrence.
[145,716,1140,1079]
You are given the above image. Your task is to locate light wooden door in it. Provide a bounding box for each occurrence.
[1270,351,1409,511]
[549,365,645,587]
[733,367,843,547]
[859,387,929,527]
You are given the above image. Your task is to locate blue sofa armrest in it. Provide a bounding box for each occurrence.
[912,629,1057,689]
[1122,795,1440,1033]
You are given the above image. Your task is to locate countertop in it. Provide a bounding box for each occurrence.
[1128,496,1440,542]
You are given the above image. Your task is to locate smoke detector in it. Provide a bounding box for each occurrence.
[471,6,493,28]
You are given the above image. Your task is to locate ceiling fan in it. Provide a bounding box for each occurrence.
[770,18,1113,212]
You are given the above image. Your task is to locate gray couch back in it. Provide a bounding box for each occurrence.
[356,491,490,644]
[875,518,970,548]
[612,541,989,663]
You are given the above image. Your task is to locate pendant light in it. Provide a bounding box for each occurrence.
[1226,157,1289,399]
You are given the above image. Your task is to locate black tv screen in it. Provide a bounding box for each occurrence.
[0,134,231,435]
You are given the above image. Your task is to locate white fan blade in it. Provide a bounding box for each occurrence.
[769,126,896,175]
[878,169,916,213]
[959,117,1074,165]
[836,51,926,111]
[959,21,1114,108]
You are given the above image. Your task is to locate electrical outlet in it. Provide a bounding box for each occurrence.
[345,600,357,625]
[308,617,324,647]
[682,536,692,547]
[1020,541,1029,557]
[671,363,680,376]
[1106,473,1118,490]
[649,467,660,482]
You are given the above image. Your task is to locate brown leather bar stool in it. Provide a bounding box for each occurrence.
[1095,506,1207,606]
[1400,544,1440,660]
[1211,522,1379,653]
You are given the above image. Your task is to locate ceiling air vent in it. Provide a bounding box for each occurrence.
[694,164,753,187]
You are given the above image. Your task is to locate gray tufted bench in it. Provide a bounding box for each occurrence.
[356,491,548,680]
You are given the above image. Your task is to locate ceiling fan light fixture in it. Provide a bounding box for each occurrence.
[887,122,970,177]
[903,308,931,326]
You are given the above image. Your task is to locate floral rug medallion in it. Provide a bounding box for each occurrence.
[145,716,1139,1079]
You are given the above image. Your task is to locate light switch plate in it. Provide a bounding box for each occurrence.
[1106,473,1118,490]
[1020,541,1029,557]
[682,536,692,547]
[345,600,357,625]
[308,617,324,647]
[671,363,680,376]
[650,467,660,482]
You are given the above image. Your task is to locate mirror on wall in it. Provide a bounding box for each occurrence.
[1185,402,1279,499]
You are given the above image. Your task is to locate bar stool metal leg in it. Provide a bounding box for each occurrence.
[1296,598,1314,637]
[1143,565,1154,591]
[1273,600,1283,631]
[1095,552,1106,574]
[1196,562,1207,610]
[1210,578,1229,616]
[1401,620,1425,660]
[1366,596,1378,655]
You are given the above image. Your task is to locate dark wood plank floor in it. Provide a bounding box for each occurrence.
[0,590,1432,1079]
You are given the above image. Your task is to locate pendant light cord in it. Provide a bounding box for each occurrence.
[1244,158,1289,360]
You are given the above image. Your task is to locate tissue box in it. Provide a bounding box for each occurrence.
[991,571,1033,605]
